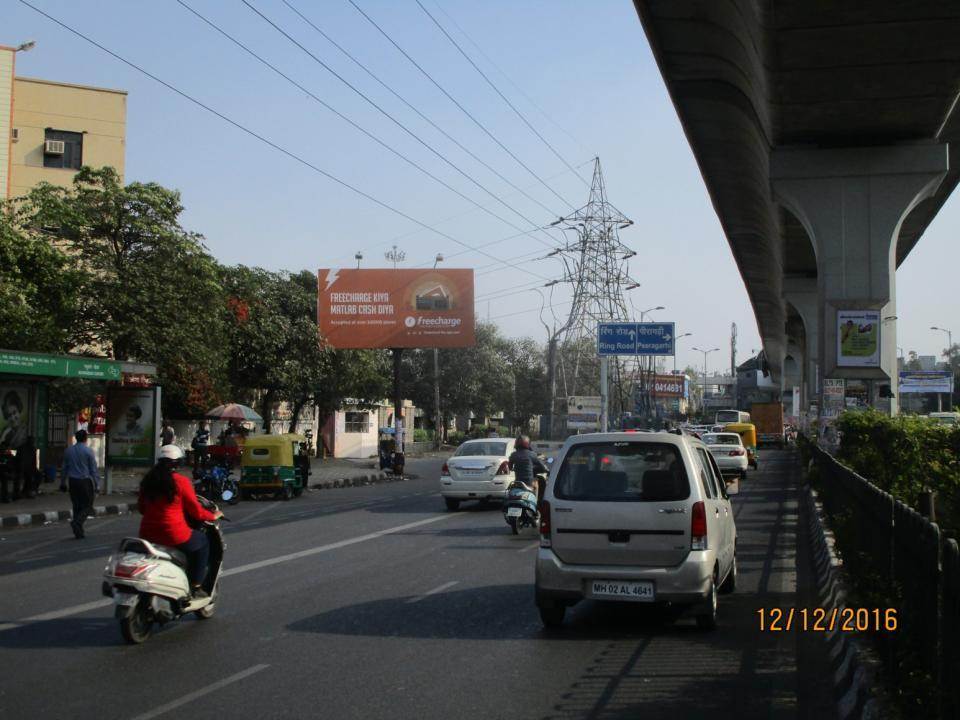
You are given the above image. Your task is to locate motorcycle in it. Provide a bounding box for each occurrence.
[194,464,239,505]
[503,477,541,535]
[102,495,228,644]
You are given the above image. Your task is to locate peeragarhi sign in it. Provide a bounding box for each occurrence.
[317,269,475,349]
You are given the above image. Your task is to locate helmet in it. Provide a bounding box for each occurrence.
[517,435,531,450]
[159,444,184,461]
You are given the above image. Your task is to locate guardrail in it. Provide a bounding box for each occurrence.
[806,441,956,717]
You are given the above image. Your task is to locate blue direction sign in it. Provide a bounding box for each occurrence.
[598,322,675,356]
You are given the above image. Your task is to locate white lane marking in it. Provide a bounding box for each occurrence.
[0,513,455,632]
[235,502,280,526]
[222,514,451,577]
[5,535,69,559]
[518,542,540,553]
[129,664,269,720]
[15,555,53,564]
[405,580,459,604]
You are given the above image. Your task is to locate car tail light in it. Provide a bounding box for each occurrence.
[539,500,551,547]
[496,461,510,475]
[691,501,707,551]
[441,463,450,476]
[729,448,745,456]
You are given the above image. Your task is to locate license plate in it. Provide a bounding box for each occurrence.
[458,469,484,475]
[589,580,655,602]
[114,592,138,607]
[506,507,522,517]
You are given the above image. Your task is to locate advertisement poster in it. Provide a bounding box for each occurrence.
[822,378,845,418]
[837,310,881,367]
[0,385,30,451]
[318,269,475,349]
[107,388,158,466]
[899,371,954,394]
[650,374,686,398]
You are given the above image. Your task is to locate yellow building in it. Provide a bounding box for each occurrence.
[1,44,126,199]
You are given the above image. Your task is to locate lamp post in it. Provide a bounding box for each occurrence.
[931,326,954,410]
[692,347,719,418]
[433,253,444,448]
[354,251,363,269]
[674,332,692,373]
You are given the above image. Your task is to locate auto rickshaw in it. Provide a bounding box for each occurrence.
[239,433,310,500]
[724,422,758,470]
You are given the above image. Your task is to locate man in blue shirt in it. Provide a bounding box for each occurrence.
[61,429,100,539]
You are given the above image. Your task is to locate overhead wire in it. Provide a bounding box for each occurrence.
[16,0,550,281]
[345,0,576,211]
[415,0,588,187]
[240,0,560,252]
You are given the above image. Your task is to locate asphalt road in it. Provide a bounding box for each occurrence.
[0,451,833,720]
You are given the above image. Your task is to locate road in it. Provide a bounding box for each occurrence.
[0,451,833,719]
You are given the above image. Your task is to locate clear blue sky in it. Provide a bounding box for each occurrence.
[7,0,958,373]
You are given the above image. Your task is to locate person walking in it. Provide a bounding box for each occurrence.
[160,419,176,447]
[61,429,100,539]
[191,421,210,475]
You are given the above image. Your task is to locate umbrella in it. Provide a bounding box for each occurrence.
[205,403,263,422]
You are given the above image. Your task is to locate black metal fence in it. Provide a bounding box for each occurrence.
[807,442,956,717]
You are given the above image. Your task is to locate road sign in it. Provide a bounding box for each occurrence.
[597,322,675,356]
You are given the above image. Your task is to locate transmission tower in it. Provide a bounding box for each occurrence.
[547,157,638,427]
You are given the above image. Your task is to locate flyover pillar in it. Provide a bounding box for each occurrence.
[783,277,818,416]
[772,144,949,418]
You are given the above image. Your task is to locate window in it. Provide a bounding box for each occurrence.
[695,448,718,499]
[553,442,689,502]
[344,411,369,434]
[43,129,83,170]
[454,441,507,457]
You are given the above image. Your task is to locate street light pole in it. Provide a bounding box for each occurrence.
[674,332,692,374]
[931,326,954,410]
[692,347,719,419]
[433,254,444,448]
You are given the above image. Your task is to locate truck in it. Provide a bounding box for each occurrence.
[751,402,785,447]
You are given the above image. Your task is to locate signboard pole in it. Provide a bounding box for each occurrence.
[600,357,609,432]
[392,349,404,457]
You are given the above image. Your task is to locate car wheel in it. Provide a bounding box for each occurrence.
[696,574,719,631]
[538,603,565,628]
[444,497,460,511]
[720,553,737,594]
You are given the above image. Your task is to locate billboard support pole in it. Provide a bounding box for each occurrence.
[600,356,609,432]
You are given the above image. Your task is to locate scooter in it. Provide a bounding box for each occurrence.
[503,478,541,535]
[102,495,228,644]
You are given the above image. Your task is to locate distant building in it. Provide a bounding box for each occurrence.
[1,44,126,199]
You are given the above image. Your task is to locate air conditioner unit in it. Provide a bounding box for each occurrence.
[44,139,65,155]
[10,128,18,142]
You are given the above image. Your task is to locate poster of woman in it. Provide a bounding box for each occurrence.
[0,387,30,451]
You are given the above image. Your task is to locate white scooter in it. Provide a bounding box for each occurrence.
[102,494,228,644]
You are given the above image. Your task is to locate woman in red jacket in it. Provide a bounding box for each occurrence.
[138,445,221,598]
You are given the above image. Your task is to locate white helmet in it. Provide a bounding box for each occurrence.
[159,444,184,461]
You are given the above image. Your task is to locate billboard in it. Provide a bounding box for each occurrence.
[837,310,880,367]
[107,387,160,466]
[567,396,601,430]
[822,378,845,418]
[318,269,475,349]
[899,371,954,394]
[650,374,686,398]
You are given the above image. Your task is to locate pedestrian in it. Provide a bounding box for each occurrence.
[61,429,100,539]
[160,419,176,447]
[191,420,210,475]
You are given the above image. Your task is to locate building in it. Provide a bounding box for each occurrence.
[1,44,126,199]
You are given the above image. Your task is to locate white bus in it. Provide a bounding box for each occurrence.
[715,409,751,425]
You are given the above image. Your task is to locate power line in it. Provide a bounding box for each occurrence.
[345,0,576,212]
[241,0,559,252]
[17,0,548,281]
[415,0,588,187]
[281,0,567,225]
[429,0,587,156]
[489,299,574,322]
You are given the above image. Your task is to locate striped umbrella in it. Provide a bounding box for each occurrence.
[205,403,263,422]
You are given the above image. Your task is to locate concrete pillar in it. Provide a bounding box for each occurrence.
[783,278,819,414]
[773,145,949,416]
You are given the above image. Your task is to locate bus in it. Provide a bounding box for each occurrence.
[715,409,751,425]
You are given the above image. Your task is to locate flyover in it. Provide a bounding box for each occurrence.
[634,1,960,416]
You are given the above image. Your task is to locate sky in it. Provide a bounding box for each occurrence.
[6,0,958,374]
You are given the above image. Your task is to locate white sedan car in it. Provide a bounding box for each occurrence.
[440,438,517,510]
[701,433,748,481]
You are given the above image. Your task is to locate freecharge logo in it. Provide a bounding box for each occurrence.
[404,316,416,328]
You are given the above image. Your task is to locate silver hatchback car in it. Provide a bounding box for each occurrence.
[535,431,738,630]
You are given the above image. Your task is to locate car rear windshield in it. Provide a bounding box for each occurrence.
[553,442,690,502]
[703,434,741,445]
[454,441,507,457]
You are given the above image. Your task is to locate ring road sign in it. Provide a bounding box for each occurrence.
[598,322,675,356]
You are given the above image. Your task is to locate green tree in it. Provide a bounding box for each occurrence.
[504,337,548,431]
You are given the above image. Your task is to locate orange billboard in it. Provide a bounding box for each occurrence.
[317,269,476,349]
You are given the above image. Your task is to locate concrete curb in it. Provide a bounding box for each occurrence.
[1,471,402,529]
[803,485,887,720]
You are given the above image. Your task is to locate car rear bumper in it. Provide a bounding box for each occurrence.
[713,457,748,475]
[439,479,510,500]
[535,547,714,606]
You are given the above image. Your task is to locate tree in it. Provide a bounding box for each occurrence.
[12,167,227,416]
[504,337,548,431]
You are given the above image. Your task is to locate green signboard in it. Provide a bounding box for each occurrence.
[0,350,123,380]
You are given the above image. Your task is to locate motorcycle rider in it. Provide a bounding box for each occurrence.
[138,445,222,599]
[508,435,548,502]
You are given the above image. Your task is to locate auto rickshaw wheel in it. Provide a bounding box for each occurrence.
[280,485,293,501]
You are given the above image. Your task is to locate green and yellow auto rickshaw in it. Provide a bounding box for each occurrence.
[724,422,759,470]
[239,433,311,500]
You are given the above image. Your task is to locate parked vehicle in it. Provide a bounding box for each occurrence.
[701,433,748,480]
[240,433,310,500]
[503,478,540,534]
[535,431,738,630]
[194,463,239,505]
[724,422,758,469]
[751,402,785,447]
[715,409,750,425]
[440,438,516,510]
[102,496,227,644]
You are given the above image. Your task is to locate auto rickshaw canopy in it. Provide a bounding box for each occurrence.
[241,433,307,467]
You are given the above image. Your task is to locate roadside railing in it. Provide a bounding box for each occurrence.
[805,440,955,717]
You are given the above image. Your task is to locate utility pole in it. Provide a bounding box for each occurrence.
[931,326,954,410]
[433,253,443,449]
[693,347,719,420]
